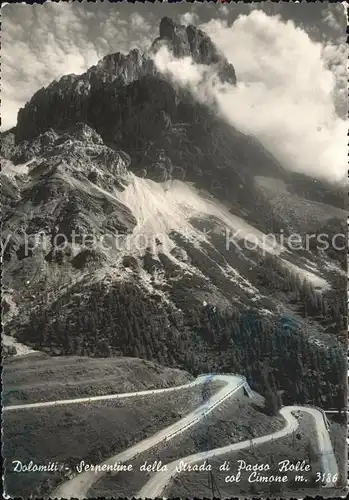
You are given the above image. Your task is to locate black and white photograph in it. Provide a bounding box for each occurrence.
[1,1,348,498]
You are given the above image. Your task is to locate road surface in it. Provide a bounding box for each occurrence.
[5,373,338,498]
[4,378,205,411]
[136,405,338,498]
[50,374,247,498]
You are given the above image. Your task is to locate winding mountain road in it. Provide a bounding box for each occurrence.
[137,405,338,498]
[49,374,246,498]
[4,374,338,498]
[4,375,208,411]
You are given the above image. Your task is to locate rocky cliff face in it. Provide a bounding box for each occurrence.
[2,123,136,272]
[9,15,283,238]
[152,16,236,84]
[14,17,236,144]
[87,48,153,85]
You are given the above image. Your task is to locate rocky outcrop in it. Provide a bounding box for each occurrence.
[14,17,236,144]
[1,125,137,269]
[86,48,155,86]
[1,129,16,158]
[14,52,153,143]
[0,166,21,211]
[152,17,236,84]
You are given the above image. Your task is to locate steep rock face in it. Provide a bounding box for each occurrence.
[14,49,156,144]
[86,48,155,85]
[2,124,137,269]
[13,85,290,240]
[15,17,236,144]
[1,129,16,158]
[10,86,343,243]
[12,14,257,227]
[7,14,345,244]
[152,17,236,84]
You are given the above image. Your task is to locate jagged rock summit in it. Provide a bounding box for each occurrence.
[151,16,236,84]
[14,16,236,144]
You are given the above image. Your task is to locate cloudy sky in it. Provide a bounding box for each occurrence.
[2,1,347,181]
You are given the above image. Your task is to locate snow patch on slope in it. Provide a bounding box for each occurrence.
[220,264,259,296]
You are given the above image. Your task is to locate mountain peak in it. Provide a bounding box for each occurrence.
[14,16,236,143]
[85,47,153,85]
[159,16,178,39]
[152,16,236,85]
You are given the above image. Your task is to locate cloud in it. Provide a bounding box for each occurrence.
[319,4,347,118]
[195,12,346,182]
[1,4,154,131]
[219,5,230,17]
[179,12,199,26]
[153,10,346,182]
[153,46,205,88]
[153,42,227,116]
[322,40,347,117]
[321,3,346,35]
[130,12,151,31]
[322,9,341,32]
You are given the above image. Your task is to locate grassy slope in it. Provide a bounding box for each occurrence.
[90,391,285,498]
[3,355,193,405]
[5,388,212,497]
[3,354,208,497]
[167,413,347,498]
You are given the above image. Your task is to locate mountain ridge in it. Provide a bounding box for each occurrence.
[14,16,236,144]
